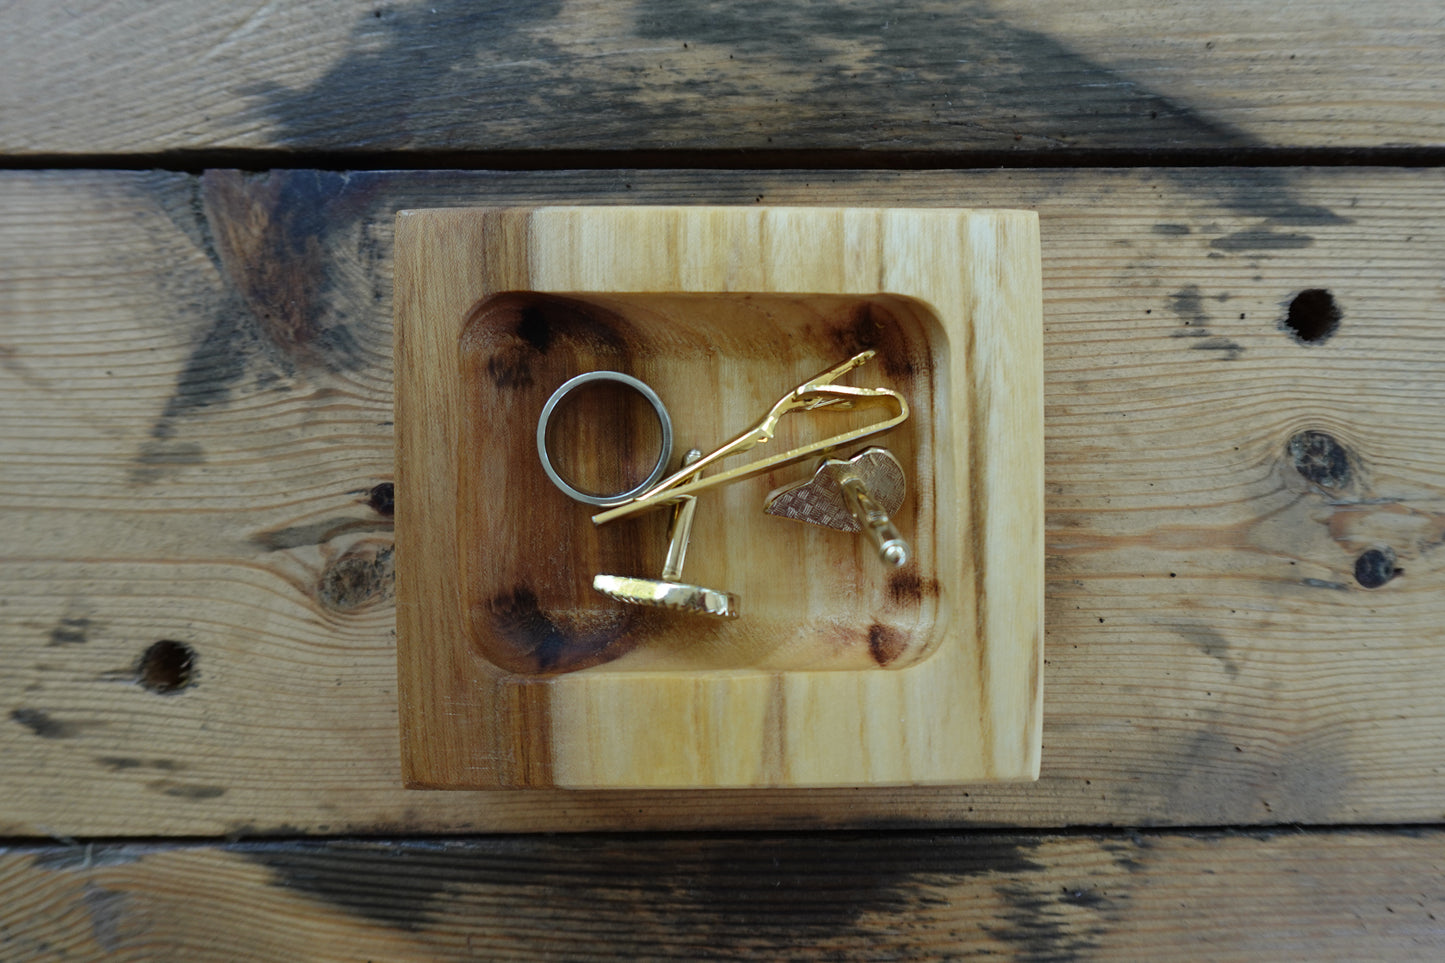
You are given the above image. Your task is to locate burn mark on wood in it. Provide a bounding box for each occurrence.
[1288,430,1352,491]
[1354,547,1401,589]
[488,586,568,671]
[474,295,629,391]
[867,623,907,666]
[827,301,922,379]
[886,570,938,606]
[515,304,557,353]
[318,543,395,611]
[10,708,85,739]
[484,586,640,674]
[48,617,92,646]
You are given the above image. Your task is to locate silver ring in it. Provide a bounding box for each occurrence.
[536,371,674,507]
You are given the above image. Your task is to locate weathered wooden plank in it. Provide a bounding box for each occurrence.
[3,1,1443,156]
[1,830,1441,960]
[1,167,1443,835]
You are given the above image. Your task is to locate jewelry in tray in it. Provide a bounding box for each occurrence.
[535,350,913,619]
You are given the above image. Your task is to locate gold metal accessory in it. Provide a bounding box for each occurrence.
[764,446,912,567]
[592,449,741,618]
[591,351,908,526]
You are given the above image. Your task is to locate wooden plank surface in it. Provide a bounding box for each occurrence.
[1,830,1441,960]
[3,1,1443,156]
[2,167,1443,834]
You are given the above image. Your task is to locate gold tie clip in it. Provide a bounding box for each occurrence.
[590,350,909,526]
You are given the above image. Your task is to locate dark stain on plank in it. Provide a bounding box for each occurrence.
[0,343,55,391]
[82,883,131,953]
[248,2,1338,223]
[48,617,92,646]
[137,170,382,481]
[1151,223,1192,236]
[1174,625,1239,677]
[1210,229,1315,252]
[1167,285,1209,327]
[251,517,391,552]
[1301,577,1350,590]
[148,780,228,800]
[317,542,395,611]
[1288,430,1352,491]
[201,170,366,372]
[1188,337,1244,360]
[130,441,207,484]
[989,877,1118,960]
[95,757,181,773]
[250,0,566,150]
[244,834,1060,943]
[1160,727,1352,824]
[10,708,85,739]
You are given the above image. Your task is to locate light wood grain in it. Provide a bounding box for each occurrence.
[1,167,1444,831]
[394,206,1044,788]
[2,1,1442,155]
[2,831,1441,960]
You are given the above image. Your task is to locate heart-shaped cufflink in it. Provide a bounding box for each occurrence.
[764,447,912,567]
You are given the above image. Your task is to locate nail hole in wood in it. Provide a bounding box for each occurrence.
[1283,289,1341,344]
[137,640,196,694]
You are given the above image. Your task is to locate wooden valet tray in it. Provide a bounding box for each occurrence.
[393,206,1043,789]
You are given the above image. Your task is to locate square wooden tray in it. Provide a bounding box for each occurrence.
[394,206,1042,789]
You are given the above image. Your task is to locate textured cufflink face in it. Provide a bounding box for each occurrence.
[763,447,906,533]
